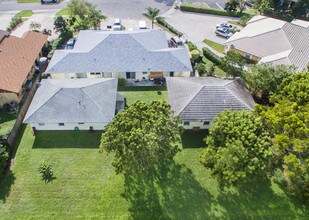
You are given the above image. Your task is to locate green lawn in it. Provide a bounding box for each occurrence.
[17,0,40,3]
[56,8,71,16]
[203,39,225,54]
[0,126,308,219]
[119,86,168,106]
[15,10,33,17]
[0,109,16,137]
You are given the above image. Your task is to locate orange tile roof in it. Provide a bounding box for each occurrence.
[0,31,48,93]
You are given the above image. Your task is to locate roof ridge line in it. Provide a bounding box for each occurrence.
[224,82,253,110]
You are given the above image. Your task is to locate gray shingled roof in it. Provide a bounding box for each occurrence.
[166,77,255,121]
[46,29,192,74]
[24,78,118,123]
[224,16,309,72]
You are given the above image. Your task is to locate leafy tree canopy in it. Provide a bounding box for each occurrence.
[100,101,182,175]
[200,110,272,187]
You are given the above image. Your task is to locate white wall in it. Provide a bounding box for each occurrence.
[30,122,108,131]
[182,121,211,130]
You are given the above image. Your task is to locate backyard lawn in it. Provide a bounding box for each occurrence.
[0,109,16,137]
[203,39,225,54]
[0,126,308,219]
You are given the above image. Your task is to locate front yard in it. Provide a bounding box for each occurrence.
[0,109,16,138]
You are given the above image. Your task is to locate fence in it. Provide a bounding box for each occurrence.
[7,76,39,150]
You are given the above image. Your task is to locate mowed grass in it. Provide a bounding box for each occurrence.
[56,8,71,16]
[17,0,40,3]
[119,86,168,105]
[15,10,33,17]
[0,109,16,137]
[203,39,225,54]
[0,126,308,219]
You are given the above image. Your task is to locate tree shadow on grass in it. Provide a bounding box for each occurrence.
[181,130,208,148]
[217,177,309,219]
[123,162,216,219]
[32,131,102,149]
[0,170,15,203]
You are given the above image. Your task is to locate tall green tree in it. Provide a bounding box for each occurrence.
[67,0,88,20]
[100,101,182,175]
[254,0,271,14]
[0,144,9,178]
[143,7,160,29]
[53,16,68,34]
[200,110,272,187]
[244,64,294,98]
[256,72,309,201]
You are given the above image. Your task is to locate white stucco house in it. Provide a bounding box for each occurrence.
[23,78,124,131]
[166,77,255,130]
[45,29,192,80]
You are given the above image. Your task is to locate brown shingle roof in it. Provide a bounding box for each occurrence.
[0,31,47,93]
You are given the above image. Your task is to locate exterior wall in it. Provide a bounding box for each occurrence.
[182,120,211,130]
[0,92,18,105]
[50,71,191,80]
[227,48,261,62]
[30,122,108,131]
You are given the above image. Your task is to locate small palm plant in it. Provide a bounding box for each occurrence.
[143,7,160,29]
[38,162,54,183]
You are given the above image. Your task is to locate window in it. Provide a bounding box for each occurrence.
[143,72,147,74]
[170,72,174,77]
[58,123,65,126]
[244,53,251,59]
[203,121,210,125]
[183,121,190,126]
[78,122,84,125]
[90,72,101,75]
[39,123,45,126]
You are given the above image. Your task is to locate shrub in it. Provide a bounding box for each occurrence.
[191,49,201,61]
[6,16,23,32]
[202,47,222,66]
[47,31,73,59]
[239,14,253,26]
[0,144,9,179]
[180,3,249,17]
[38,162,54,183]
[187,41,198,51]
[156,17,183,36]
[118,78,126,87]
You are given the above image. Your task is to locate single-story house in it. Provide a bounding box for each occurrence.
[23,78,124,131]
[45,29,192,80]
[166,77,255,129]
[224,15,309,72]
[0,30,48,105]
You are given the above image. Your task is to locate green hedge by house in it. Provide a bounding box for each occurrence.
[180,3,249,18]
[156,17,183,36]
[47,31,73,59]
[6,16,23,32]
[202,47,222,66]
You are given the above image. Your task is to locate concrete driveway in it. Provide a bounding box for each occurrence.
[163,10,239,50]
[0,12,15,30]
[11,10,59,40]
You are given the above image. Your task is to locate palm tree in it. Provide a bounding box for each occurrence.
[143,7,160,29]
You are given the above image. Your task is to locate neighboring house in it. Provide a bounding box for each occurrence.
[23,78,124,131]
[45,29,192,80]
[224,15,309,72]
[166,77,255,130]
[0,30,48,105]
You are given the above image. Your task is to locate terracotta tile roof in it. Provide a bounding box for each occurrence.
[0,31,47,93]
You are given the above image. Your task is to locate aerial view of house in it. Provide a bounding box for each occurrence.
[224,15,309,72]
[166,77,255,129]
[0,0,309,219]
[45,29,192,80]
[0,30,47,105]
[24,78,123,131]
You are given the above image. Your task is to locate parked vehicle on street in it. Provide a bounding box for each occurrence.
[113,19,122,31]
[66,38,76,49]
[216,23,234,31]
[215,28,233,38]
[41,0,57,4]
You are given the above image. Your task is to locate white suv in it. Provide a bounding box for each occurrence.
[215,28,233,39]
[113,19,122,31]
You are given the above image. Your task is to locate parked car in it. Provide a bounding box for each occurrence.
[139,20,147,29]
[245,0,254,7]
[215,28,233,38]
[66,38,75,49]
[41,0,57,3]
[170,36,184,48]
[113,19,122,31]
[216,23,234,31]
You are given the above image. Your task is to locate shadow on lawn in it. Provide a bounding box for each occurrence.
[0,171,15,203]
[218,177,309,219]
[123,162,216,219]
[181,130,208,148]
[33,131,102,148]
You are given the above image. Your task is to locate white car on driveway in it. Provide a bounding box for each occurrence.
[215,28,233,39]
[113,18,122,30]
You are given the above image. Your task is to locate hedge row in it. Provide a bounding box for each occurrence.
[156,17,183,36]
[6,16,23,32]
[180,4,249,18]
[202,47,222,66]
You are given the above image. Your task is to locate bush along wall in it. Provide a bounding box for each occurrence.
[156,17,183,36]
